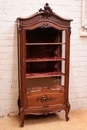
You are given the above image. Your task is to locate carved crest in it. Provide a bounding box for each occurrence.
[39,3,53,15]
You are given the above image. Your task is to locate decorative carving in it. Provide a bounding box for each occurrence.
[41,87,52,93]
[44,3,53,14]
[31,110,49,115]
[43,110,49,115]
[36,95,56,103]
[69,27,71,35]
[18,27,22,33]
[39,15,52,20]
[16,19,20,28]
[16,19,22,34]
[41,23,50,28]
[17,97,24,112]
[20,104,24,112]
[66,102,70,107]
[39,3,53,15]
[38,3,53,22]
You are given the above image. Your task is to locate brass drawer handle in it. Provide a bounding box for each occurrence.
[36,95,56,103]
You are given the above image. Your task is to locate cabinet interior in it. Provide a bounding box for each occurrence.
[25,27,65,91]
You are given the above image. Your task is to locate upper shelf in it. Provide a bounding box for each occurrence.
[26,43,65,45]
[26,57,65,62]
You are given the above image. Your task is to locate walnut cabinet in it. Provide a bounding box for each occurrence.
[16,3,73,127]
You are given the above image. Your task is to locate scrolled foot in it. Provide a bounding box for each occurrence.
[20,121,24,127]
[65,102,70,121]
[18,113,20,117]
[66,116,69,121]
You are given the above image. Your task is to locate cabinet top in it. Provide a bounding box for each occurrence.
[16,3,73,29]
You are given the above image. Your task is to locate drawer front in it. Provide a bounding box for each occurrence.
[26,91,65,108]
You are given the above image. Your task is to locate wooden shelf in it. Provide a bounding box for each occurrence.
[26,72,65,79]
[26,57,65,62]
[26,85,64,93]
[26,43,65,45]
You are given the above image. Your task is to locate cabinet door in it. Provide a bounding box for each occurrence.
[25,28,66,94]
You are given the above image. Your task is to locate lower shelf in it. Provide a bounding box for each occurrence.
[26,72,65,78]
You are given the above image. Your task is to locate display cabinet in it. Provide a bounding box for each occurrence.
[16,3,72,127]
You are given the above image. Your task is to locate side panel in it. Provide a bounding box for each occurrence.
[19,27,26,109]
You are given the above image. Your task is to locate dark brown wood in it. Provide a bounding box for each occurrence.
[17,3,73,127]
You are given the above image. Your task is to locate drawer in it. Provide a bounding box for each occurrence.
[26,89,65,108]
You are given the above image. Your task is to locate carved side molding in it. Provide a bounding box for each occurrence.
[17,27,22,34]
[69,27,71,35]
[17,97,24,112]
[20,104,24,112]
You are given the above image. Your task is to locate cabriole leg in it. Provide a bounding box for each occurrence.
[20,112,25,127]
[65,102,70,121]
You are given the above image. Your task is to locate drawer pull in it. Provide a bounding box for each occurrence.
[36,95,56,103]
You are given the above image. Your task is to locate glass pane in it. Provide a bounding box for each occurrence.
[26,76,64,91]
[26,44,65,59]
[25,28,66,92]
[26,61,65,74]
[62,30,66,43]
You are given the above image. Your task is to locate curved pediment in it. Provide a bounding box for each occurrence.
[17,3,73,29]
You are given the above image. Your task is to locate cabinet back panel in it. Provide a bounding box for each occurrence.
[26,27,62,43]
